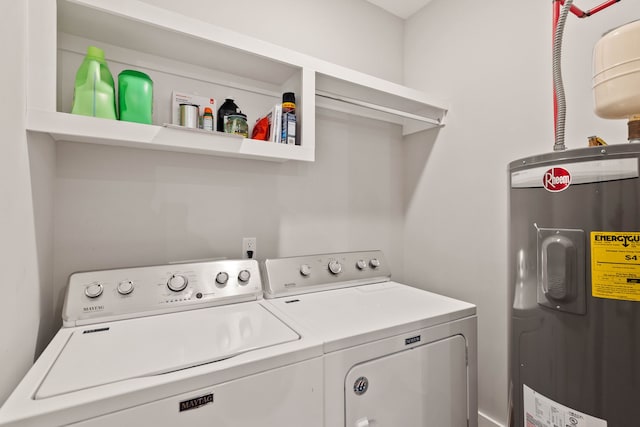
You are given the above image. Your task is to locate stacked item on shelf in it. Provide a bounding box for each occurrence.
[71,45,153,125]
[171,91,217,130]
[71,46,298,145]
[251,92,297,145]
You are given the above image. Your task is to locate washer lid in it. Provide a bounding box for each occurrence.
[36,302,298,398]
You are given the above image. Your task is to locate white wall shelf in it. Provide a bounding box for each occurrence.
[314,70,447,136]
[27,110,311,162]
[26,0,448,162]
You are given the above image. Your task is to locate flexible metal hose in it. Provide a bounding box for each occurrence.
[553,0,573,151]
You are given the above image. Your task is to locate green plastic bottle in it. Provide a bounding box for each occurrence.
[118,70,153,124]
[71,46,117,119]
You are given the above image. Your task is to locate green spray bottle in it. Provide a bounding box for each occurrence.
[71,46,117,119]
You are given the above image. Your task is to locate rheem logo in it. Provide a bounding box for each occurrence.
[543,167,571,192]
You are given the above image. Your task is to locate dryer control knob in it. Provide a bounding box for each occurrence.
[369,258,381,269]
[300,264,312,276]
[85,283,103,298]
[167,274,188,292]
[356,259,367,270]
[238,270,251,284]
[328,260,342,275]
[216,272,229,286]
[117,280,134,295]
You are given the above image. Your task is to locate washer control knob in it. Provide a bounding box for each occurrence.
[117,280,134,295]
[300,264,312,276]
[328,260,342,275]
[369,258,381,269]
[167,274,188,292]
[356,259,367,270]
[238,270,251,284]
[216,272,229,286]
[85,283,104,298]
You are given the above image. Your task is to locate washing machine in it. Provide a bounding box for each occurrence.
[0,259,323,427]
[262,250,478,427]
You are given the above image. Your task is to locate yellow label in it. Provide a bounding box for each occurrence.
[591,231,640,302]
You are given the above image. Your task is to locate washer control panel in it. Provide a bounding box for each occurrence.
[63,259,261,326]
[262,250,391,298]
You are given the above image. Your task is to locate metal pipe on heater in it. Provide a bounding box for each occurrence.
[552,0,572,151]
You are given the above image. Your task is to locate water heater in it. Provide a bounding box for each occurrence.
[508,145,640,427]
[508,20,640,427]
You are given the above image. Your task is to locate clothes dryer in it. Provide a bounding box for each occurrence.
[262,250,478,427]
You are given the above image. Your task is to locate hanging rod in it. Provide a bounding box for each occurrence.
[315,91,443,126]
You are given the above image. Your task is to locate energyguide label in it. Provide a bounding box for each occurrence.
[591,231,640,302]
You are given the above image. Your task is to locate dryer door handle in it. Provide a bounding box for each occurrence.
[355,417,374,427]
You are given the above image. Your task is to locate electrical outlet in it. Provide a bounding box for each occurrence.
[242,237,257,259]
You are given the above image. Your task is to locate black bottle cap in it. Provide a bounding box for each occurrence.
[282,92,295,103]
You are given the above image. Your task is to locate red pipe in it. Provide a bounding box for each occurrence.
[560,0,621,18]
[587,0,621,16]
[568,3,588,17]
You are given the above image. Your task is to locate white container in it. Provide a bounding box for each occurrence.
[593,20,640,119]
[179,103,199,128]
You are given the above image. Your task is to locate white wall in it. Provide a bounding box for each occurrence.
[43,0,408,369]
[50,114,405,321]
[12,0,635,421]
[0,0,407,404]
[0,3,44,404]
[138,0,405,84]
[403,1,640,426]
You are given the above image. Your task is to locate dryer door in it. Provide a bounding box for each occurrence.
[345,335,468,427]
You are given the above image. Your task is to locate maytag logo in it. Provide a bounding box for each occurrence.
[82,305,104,312]
[405,335,421,345]
[543,167,571,192]
[179,393,214,412]
[83,327,109,334]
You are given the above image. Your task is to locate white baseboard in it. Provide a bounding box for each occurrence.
[478,411,506,427]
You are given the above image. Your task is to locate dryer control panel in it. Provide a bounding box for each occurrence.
[262,250,391,299]
[62,259,262,327]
